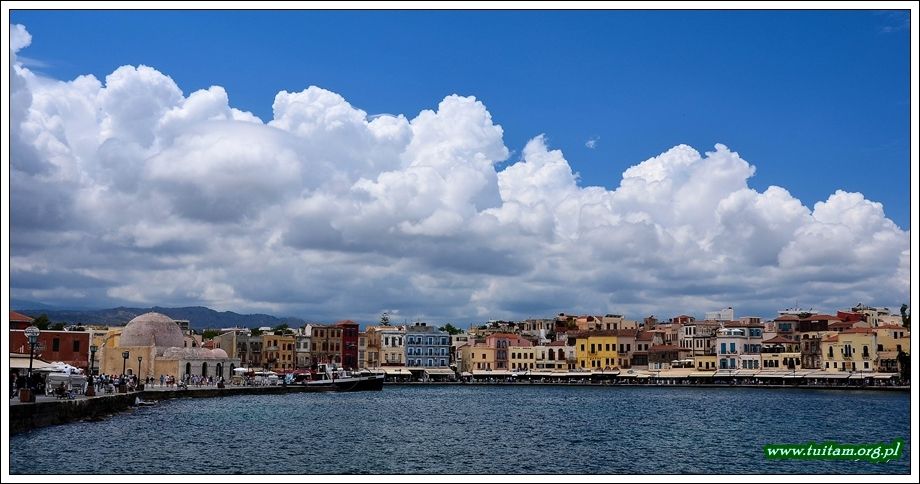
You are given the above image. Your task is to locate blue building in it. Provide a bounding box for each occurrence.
[404,323,451,368]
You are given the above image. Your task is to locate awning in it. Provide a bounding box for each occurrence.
[783,374,805,379]
[592,370,620,376]
[460,372,473,377]
[384,367,411,375]
[871,373,895,379]
[657,370,694,378]
[424,368,455,375]
[9,355,54,370]
[365,369,386,375]
[756,372,790,378]
[732,370,758,377]
[472,370,512,376]
[689,371,715,378]
[803,372,850,379]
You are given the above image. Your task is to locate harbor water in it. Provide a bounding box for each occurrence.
[9,385,910,474]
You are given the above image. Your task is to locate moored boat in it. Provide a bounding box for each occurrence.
[298,364,384,392]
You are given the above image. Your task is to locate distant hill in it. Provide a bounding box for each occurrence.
[13,305,307,330]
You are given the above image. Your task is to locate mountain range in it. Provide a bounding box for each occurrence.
[13,305,308,330]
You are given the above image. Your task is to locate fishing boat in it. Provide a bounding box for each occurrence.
[296,364,384,392]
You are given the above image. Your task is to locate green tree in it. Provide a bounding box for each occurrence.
[438,323,462,335]
[32,314,51,330]
[50,322,65,331]
[900,304,910,329]
[380,312,391,326]
[202,329,220,340]
[250,327,263,336]
[897,349,910,383]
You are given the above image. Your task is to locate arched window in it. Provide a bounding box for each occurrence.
[185,362,192,377]
[202,362,208,377]
[216,363,223,379]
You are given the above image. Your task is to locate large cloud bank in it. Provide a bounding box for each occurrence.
[9,24,909,322]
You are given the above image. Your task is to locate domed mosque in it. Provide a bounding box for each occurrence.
[100,312,240,380]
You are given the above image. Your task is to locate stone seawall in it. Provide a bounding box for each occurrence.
[9,393,137,435]
[9,385,323,435]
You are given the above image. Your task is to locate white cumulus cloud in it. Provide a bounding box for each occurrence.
[9,24,910,322]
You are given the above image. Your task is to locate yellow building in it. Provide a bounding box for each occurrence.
[693,354,717,371]
[875,324,909,372]
[260,333,296,371]
[462,344,496,371]
[509,345,535,372]
[575,331,619,370]
[760,336,802,370]
[821,329,878,373]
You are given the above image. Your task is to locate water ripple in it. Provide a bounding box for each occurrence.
[10,386,910,474]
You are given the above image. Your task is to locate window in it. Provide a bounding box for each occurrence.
[864,362,869,369]
[52,338,60,352]
[720,343,726,354]
[73,340,81,352]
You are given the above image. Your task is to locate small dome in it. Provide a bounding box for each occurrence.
[211,348,229,358]
[120,312,185,348]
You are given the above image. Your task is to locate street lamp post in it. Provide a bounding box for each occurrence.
[21,326,40,403]
[137,356,144,390]
[86,344,98,397]
[121,351,129,393]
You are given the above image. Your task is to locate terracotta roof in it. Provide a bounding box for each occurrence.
[649,344,679,352]
[636,331,653,341]
[823,335,838,343]
[546,340,567,347]
[876,324,907,330]
[615,329,639,337]
[9,311,34,322]
[762,335,797,344]
[774,314,801,321]
[841,328,875,334]
[724,321,765,328]
[803,314,839,321]
[487,333,521,339]
[572,330,621,338]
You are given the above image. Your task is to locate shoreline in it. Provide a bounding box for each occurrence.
[8,381,909,435]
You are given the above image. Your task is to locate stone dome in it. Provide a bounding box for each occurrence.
[211,348,229,358]
[120,312,185,348]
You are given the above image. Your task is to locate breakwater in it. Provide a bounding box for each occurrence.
[8,384,329,435]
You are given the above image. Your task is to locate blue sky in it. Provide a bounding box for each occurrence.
[12,9,911,229]
[8,9,913,321]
